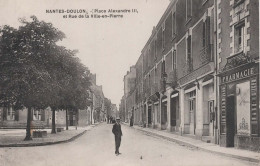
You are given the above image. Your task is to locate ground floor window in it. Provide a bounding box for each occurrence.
[3,107,16,121]
[33,109,41,121]
[189,90,196,123]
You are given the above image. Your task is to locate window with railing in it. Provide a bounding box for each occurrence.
[233,0,245,8]
[186,0,192,21]
[172,12,176,38]
[154,39,157,60]
[173,50,176,70]
[186,35,193,72]
[200,17,213,64]
[162,22,165,49]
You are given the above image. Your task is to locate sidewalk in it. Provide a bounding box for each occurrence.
[0,125,96,147]
[124,123,260,163]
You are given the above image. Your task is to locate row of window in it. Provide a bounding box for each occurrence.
[2,108,45,121]
[143,5,214,78]
[134,0,247,101]
[143,0,192,72]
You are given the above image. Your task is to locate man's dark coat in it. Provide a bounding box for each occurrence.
[112,123,122,154]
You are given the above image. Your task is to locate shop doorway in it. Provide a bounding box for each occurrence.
[148,106,152,126]
[170,97,178,127]
[226,96,235,147]
[161,101,167,130]
[188,90,196,135]
[143,105,146,125]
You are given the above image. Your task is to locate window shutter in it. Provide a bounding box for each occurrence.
[162,60,165,75]
[31,108,34,121]
[3,108,6,120]
[15,110,19,121]
[41,110,45,121]
[206,16,211,46]
[203,21,206,48]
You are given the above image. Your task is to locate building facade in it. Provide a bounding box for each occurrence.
[123,66,136,122]
[217,0,259,150]
[0,107,66,129]
[121,0,259,151]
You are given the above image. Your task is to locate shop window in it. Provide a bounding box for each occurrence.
[208,100,214,123]
[234,22,245,53]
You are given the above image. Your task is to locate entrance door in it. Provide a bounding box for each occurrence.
[143,105,146,124]
[189,98,196,134]
[226,96,235,147]
[148,106,152,125]
[162,102,167,125]
[194,100,196,134]
[171,98,177,126]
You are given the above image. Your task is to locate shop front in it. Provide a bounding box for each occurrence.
[218,60,259,151]
[170,91,180,132]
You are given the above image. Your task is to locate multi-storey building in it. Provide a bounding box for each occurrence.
[123,66,136,122]
[139,0,217,143]
[121,0,259,151]
[217,0,259,150]
[119,96,126,122]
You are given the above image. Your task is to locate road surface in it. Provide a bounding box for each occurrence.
[0,123,257,166]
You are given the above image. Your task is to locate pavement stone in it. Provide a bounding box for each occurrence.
[123,123,260,164]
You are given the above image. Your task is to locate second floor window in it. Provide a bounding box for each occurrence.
[173,50,177,70]
[162,22,165,49]
[187,35,193,72]
[186,0,192,20]
[187,35,192,62]
[154,39,157,60]
[234,22,245,53]
[172,12,176,37]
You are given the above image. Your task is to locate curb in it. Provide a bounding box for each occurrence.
[126,125,259,164]
[0,129,88,148]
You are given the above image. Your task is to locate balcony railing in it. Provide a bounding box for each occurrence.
[200,44,213,65]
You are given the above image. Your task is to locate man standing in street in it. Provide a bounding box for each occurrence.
[112,117,122,156]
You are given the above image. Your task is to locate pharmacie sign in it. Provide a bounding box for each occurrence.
[221,67,256,84]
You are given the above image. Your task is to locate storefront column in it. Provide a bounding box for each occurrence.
[196,80,204,138]
[145,102,149,127]
[167,88,174,131]
[180,88,185,135]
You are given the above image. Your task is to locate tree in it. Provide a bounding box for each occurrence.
[0,16,64,140]
[0,16,92,139]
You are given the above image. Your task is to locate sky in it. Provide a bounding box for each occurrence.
[0,0,170,106]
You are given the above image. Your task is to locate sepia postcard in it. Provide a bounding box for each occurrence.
[0,0,259,166]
